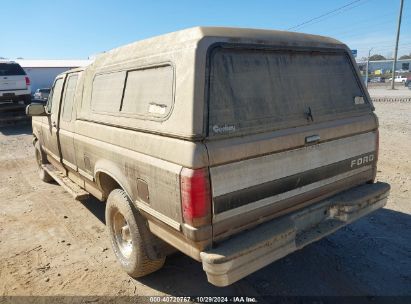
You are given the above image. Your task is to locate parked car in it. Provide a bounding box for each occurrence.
[404,76,411,87]
[33,88,51,102]
[370,77,385,83]
[26,27,390,287]
[0,60,31,104]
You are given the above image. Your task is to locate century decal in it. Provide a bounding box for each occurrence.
[212,124,236,134]
[350,154,375,168]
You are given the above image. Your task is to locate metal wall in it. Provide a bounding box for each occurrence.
[22,67,73,94]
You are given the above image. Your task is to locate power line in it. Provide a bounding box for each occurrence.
[289,0,373,32]
[287,0,364,31]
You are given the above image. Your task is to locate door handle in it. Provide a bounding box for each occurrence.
[305,134,320,144]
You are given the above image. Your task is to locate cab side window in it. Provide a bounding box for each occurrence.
[47,78,64,114]
[61,74,79,122]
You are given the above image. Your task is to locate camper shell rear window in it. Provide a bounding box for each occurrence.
[207,46,371,137]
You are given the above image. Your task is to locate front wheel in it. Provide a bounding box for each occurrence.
[106,189,165,278]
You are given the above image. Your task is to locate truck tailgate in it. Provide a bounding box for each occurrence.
[208,129,377,239]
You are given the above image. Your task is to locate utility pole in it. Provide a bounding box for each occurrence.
[365,48,373,88]
[391,0,404,89]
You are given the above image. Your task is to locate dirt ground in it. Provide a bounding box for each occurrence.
[367,85,411,99]
[0,102,410,300]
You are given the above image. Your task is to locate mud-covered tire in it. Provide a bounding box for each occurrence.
[34,141,53,183]
[106,189,165,278]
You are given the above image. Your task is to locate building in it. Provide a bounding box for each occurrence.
[356,58,411,75]
[14,59,92,93]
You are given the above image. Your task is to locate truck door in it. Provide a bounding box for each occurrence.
[59,72,80,171]
[41,76,65,161]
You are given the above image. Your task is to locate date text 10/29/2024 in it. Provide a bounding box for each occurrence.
[149,296,258,303]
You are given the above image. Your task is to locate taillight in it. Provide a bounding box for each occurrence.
[180,167,211,227]
[25,76,30,86]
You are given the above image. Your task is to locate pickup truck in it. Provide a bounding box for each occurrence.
[26,27,390,287]
[388,75,407,83]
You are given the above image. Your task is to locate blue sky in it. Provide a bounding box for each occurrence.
[1,0,410,60]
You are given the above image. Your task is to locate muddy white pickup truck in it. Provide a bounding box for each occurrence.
[26,27,390,287]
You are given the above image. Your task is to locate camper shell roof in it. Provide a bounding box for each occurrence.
[91,26,349,67]
[73,27,358,141]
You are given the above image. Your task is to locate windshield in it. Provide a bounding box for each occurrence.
[208,47,371,137]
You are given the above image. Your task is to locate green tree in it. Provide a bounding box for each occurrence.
[369,54,386,61]
[399,54,411,60]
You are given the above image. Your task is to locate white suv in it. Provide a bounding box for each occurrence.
[0,61,31,105]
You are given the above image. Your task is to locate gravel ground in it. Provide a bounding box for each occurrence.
[0,102,410,300]
[368,86,411,99]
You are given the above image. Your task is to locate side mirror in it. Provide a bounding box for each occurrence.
[26,103,47,116]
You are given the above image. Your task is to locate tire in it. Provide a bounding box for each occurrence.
[34,141,53,183]
[106,189,165,278]
[23,95,31,105]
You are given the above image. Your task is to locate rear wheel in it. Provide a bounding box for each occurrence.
[106,189,165,278]
[34,141,53,183]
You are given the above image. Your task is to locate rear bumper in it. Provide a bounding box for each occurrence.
[200,182,390,287]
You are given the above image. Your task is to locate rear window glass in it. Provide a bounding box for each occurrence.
[0,63,26,76]
[208,48,370,137]
[121,65,173,117]
[91,71,126,113]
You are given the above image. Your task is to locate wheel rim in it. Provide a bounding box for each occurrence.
[112,210,133,259]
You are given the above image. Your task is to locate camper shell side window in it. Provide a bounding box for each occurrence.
[90,64,175,120]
